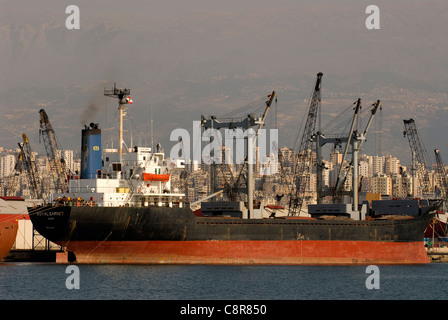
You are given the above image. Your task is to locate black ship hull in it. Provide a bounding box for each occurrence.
[28,204,436,265]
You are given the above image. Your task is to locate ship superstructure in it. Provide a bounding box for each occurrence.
[64,124,184,208]
[52,84,185,209]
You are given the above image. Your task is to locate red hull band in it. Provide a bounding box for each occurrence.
[63,240,430,265]
[0,222,18,261]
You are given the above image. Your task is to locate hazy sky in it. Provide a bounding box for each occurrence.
[1,0,447,165]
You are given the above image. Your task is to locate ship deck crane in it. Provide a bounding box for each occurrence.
[331,100,381,201]
[403,119,432,197]
[314,99,381,213]
[331,98,362,196]
[39,109,70,193]
[201,91,276,217]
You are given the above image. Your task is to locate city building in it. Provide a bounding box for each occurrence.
[372,173,392,196]
[0,154,16,179]
[0,142,443,204]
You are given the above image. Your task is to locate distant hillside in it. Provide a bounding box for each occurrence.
[0,1,447,165]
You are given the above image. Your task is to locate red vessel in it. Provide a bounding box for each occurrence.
[0,197,27,261]
[0,221,17,261]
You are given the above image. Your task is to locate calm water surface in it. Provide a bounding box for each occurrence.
[1,262,448,300]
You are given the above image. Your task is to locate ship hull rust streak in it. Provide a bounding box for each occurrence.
[63,240,429,265]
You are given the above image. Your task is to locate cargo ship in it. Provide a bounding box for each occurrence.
[29,199,438,265]
[27,84,440,265]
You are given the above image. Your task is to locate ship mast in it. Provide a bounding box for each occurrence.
[104,83,132,157]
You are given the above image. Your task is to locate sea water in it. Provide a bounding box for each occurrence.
[1,263,447,300]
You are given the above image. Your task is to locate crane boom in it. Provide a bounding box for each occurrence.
[39,109,70,193]
[333,98,362,192]
[289,72,323,216]
[403,119,431,197]
[18,133,43,199]
[333,99,381,193]
[434,149,448,200]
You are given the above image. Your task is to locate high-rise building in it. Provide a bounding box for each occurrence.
[73,159,81,176]
[359,160,370,178]
[279,147,295,168]
[371,155,384,176]
[372,173,392,195]
[330,150,343,167]
[384,155,400,175]
[57,150,74,173]
[321,160,332,189]
[0,154,16,179]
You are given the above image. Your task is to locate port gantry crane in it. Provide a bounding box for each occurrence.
[403,119,432,197]
[18,133,43,199]
[288,72,323,216]
[39,109,71,194]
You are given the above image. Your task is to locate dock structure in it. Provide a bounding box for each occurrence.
[2,213,62,263]
[427,247,448,263]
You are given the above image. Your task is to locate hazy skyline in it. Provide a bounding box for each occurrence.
[1,0,447,167]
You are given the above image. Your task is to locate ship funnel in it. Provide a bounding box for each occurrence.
[81,123,102,179]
